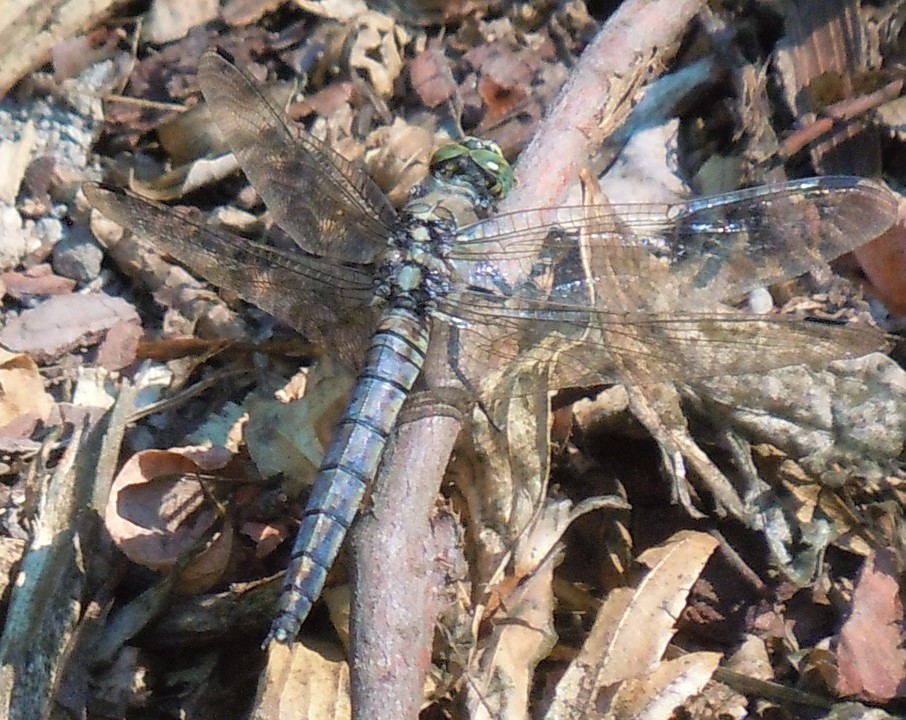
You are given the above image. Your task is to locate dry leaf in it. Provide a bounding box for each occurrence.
[96,319,143,371]
[855,217,906,317]
[363,118,434,205]
[253,638,351,720]
[684,635,766,719]
[294,0,369,22]
[0,119,36,205]
[50,31,118,82]
[0,293,141,362]
[464,498,567,720]
[347,11,407,99]
[604,652,722,720]
[0,0,125,97]
[245,357,355,489]
[409,45,457,109]
[545,531,719,719]
[141,0,220,45]
[835,549,906,702]
[0,348,54,427]
[692,353,906,482]
[0,264,77,298]
[105,446,236,594]
[129,154,240,202]
[222,0,283,26]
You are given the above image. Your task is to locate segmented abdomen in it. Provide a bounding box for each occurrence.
[268,307,429,643]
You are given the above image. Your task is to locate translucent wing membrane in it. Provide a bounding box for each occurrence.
[451,176,898,302]
[197,51,399,263]
[440,293,886,396]
[84,183,378,367]
[442,176,897,396]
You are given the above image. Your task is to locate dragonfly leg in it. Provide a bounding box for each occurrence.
[445,323,502,433]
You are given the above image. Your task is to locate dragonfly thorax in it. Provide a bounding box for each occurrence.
[372,139,513,314]
[372,222,455,314]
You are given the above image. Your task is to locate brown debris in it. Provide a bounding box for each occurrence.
[221,0,284,28]
[835,549,906,702]
[104,446,237,594]
[1,264,77,299]
[773,0,883,176]
[0,1,904,719]
[409,45,458,110]
[0,293,141,362]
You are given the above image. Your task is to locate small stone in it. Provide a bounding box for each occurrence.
[0,205,26,270]
[51,222,103,283]
[746,287,774,314]
[36,217,63,245]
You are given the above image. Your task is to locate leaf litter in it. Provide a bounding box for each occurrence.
[0,1,904,719]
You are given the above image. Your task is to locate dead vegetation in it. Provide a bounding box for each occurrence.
[0,1,904,719]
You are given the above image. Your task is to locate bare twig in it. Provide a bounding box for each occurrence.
[778,77,904,160]
[350,404,464,720]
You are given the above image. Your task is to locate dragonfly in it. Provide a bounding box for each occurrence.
[84,50,898,644]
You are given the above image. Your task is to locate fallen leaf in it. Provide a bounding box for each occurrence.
[50,30,118,82]
[0,264,77,298]
[222,0,283,27]
[288,82,356,121]
[347,11,407,99]
[141,0,220,45]
[0,348,54,427]
[546,531,720,718]
[363,118,434,205]
[463,39,537,125]
[105,446,237,594]
[245,358,355,490]
[96,318,143,371]
[855,216,906,317]
[409,45,457,108]
[254,637,351,720]
[605,652,723,720]
[294,0,369,22]
[240,520,288,559]
[0,119,35,205]
[0,293,141,362]
[129,154,240,202]
[692,353,906,483]
[835,549,906,702]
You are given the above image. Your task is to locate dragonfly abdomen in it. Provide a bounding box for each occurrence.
[269,307,430,643]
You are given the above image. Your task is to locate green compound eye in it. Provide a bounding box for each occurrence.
[429,137,515,198]
[464,138,514,197]
[429,142,467,167]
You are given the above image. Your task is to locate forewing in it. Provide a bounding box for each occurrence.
[197,50,398,263]
[451,176,898,303]
[84,183,378,367]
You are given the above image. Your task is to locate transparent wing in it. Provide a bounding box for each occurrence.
[441,176,897,394]
[451,176,898,303]
[440,292,887,395]
[197,50,399,263]
[84,183,378,368]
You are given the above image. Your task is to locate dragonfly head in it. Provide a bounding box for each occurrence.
[429,137,514,200]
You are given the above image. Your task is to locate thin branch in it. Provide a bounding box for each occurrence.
[778,77,904,160]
